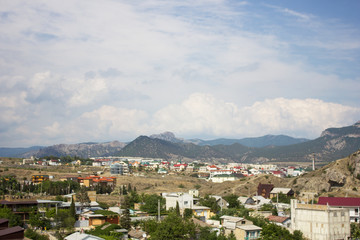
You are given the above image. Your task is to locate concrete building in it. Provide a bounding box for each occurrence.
[290,199,350,240]
[163,192,195,211]
[318,197,360,223]
[220,216,261,240]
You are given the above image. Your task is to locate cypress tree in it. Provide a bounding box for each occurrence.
[176,201,180,216]
[70,197,76,220]
[120,196,131,230]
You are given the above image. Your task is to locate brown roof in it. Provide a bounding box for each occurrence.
[267,215,290,223]
[191,217,212,228]
[0,226,24,236]
[0,219,8,225]
[257,183,274,198]
[128,229,146,239]
[0,200,38,205]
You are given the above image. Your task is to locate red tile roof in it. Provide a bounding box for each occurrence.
[318,197,360,207]
[267,215,290,223]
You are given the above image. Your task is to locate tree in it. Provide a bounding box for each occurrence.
[199,195,219,213]
[148,213,196,240]
[0,207,21,227]
[175,201,180,216]
[140,194,165,214]
[261,223,305,240]
[76,187,90,212]
[351,223,360,238]
[223,194,240,208]
[120,196,131,230]
[70,197,76,220]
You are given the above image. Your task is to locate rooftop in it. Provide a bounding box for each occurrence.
[318,197,360,207]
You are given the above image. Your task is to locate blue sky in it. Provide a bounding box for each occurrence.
[0,0,359,147]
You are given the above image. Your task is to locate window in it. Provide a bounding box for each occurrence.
[333,212,337,217]
[355,208,359,215]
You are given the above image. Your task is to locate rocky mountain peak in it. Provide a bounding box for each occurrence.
[150,132,183,143]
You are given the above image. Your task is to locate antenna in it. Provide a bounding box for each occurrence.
[312,153,315,171]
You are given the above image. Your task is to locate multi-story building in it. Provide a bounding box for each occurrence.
[31,175,49,183]
[290,199,350,240]
[318,197,360,223]
[221,215,261,240]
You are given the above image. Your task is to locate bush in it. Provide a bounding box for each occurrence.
[24,229,49,240]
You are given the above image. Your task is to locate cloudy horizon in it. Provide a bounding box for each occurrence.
[1,0,360,147]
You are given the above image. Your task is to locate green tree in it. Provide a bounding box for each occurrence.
[148,213,196,240]
[0,207,21,227]
[271,193,294,204]
[24,229,49,240]
[223,194,240,208]
[199,195,219,213]
[140,194,165,214]
[120,196,131,230]
[29,212,51,230]
[260,223,305,240]
[70,197,76,220]
[175,201,180,216]
[351,223,360,238]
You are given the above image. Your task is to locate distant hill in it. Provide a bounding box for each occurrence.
[189,135,309,147]
[0,146,42,158]
[116,136,231,161]
[116,122,360,164]
[3,122,359,163]
[21,141,126,158]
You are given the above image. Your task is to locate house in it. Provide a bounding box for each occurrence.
[266,215,291,228]
[209,173,244,183]
[189,189,199,198]
[220,215,261,239]
[81,211,119,226]
[290,199,350,240]
[0,225,24,240]
[257,183,274,199]
[269,188,294,199]
[163,192,195,211]
[318,197,360,223]
[236,225,262,240]
[0,218,25,240]
[0,200,38,222]
[191,206,214,220]
[65,232,105,240]
[31,174,49,183]
[210,195,228,210]
[271,170,286,178]
[60,175,79,182]
[128,228,147,240]
[157,168,168,174]
[48,159,61,166]
[171,163,188,172]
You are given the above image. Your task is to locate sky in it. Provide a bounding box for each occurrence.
[1,0,360,147]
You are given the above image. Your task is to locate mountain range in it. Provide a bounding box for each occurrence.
[1,122,359,164]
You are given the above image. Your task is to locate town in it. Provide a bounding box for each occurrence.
[0,151,359,240]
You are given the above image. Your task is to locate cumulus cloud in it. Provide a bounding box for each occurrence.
[151,93,360,138]
[0,1,359,146]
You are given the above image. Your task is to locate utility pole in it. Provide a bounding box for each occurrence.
[158,199,160,221]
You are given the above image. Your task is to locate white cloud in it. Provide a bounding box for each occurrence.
[0,1,359,146]
[151,93,360,138]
